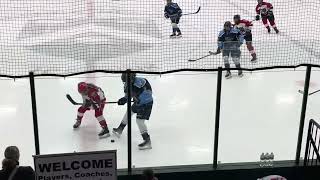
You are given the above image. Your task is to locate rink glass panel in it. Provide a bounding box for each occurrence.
[35,73,128,169]
[131,73,216,168]
[0,78,35,167]
[218,69,305,163]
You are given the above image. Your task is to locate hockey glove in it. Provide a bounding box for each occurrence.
[118,97,127,105]
[131,103,138,113]
[255,15,260,21]
[164,13,169,19]
[209,49,221,55]
[215,48,222,55]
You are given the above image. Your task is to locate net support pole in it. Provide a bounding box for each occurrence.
[213,67,223,169]
[295,65,312,165]
[126,70,132,173]
[29,72,40,155]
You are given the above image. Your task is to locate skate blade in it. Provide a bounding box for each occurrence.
[139,145,152,150]
[225,75,232,79]
[112,130,122,138]
[99,133,111,139]
[238,74,244,78]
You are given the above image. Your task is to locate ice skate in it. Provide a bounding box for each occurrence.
[98,127,110,138]
[138,139,152,150]
[73,120,81,129]
[112,127,123,138]
[170,33,176,38]
[225,71,232,79]
[267,27,271,33]
[176,32,182,38]
[274,27,279,34]
[251,55,257,63]
[139,133,152,150]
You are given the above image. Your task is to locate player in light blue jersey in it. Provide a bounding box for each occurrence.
[113,73,153,150]
[210,21,244,79]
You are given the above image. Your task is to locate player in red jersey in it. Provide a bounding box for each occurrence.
[233,15,257,62]
[73,82,110,137]
[255,0,279,34]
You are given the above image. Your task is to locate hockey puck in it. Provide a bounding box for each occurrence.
[111,139,115,143]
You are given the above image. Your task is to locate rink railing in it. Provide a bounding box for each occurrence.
[10,64,319,173]
[304,119,320,166]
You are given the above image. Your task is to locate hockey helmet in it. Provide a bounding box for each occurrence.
[121,73,136,83]
[233,14,241,24]
[224,21,232,31]
[233,14,241,20]
[78,82,88,93]
[257,0,263,4]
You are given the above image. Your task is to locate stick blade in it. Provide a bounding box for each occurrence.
[66,94,79,105]
[195,6,201,13]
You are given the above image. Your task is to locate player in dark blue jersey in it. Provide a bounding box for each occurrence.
[210,21,244,79]
[113,73,153,150]
[164,0,182,38]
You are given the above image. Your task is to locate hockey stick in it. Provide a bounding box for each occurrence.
[298,89,320,96]
[66,94,119,105]
[182,6,201,16]
[188,51,218,62]
[168,6,201,18]
[66,94,82,105]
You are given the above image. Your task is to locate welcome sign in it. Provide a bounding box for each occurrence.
[34,150,117,180]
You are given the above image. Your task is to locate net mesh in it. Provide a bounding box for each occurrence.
[0,0,319,76]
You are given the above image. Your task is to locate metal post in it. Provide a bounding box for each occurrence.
[29,72,40,155]
[213,67,223,169]
[126,70,132,173]
[296,65,312,165]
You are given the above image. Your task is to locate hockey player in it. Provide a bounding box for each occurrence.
[255,0,279,34]
[233,15,257,62]
[113,73,153,150]
[164,0,182,38]
[73,82,110,137]
[210,21,244,79]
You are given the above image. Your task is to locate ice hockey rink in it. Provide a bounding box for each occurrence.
[0,0,320,169]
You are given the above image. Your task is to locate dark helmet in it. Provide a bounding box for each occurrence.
[121,72,136,83]
[233,14,241,20]
[224,21,232,31]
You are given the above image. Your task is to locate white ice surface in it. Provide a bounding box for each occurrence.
[0,0,320,170]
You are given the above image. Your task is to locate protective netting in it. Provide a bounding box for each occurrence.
[0,0,319,76]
